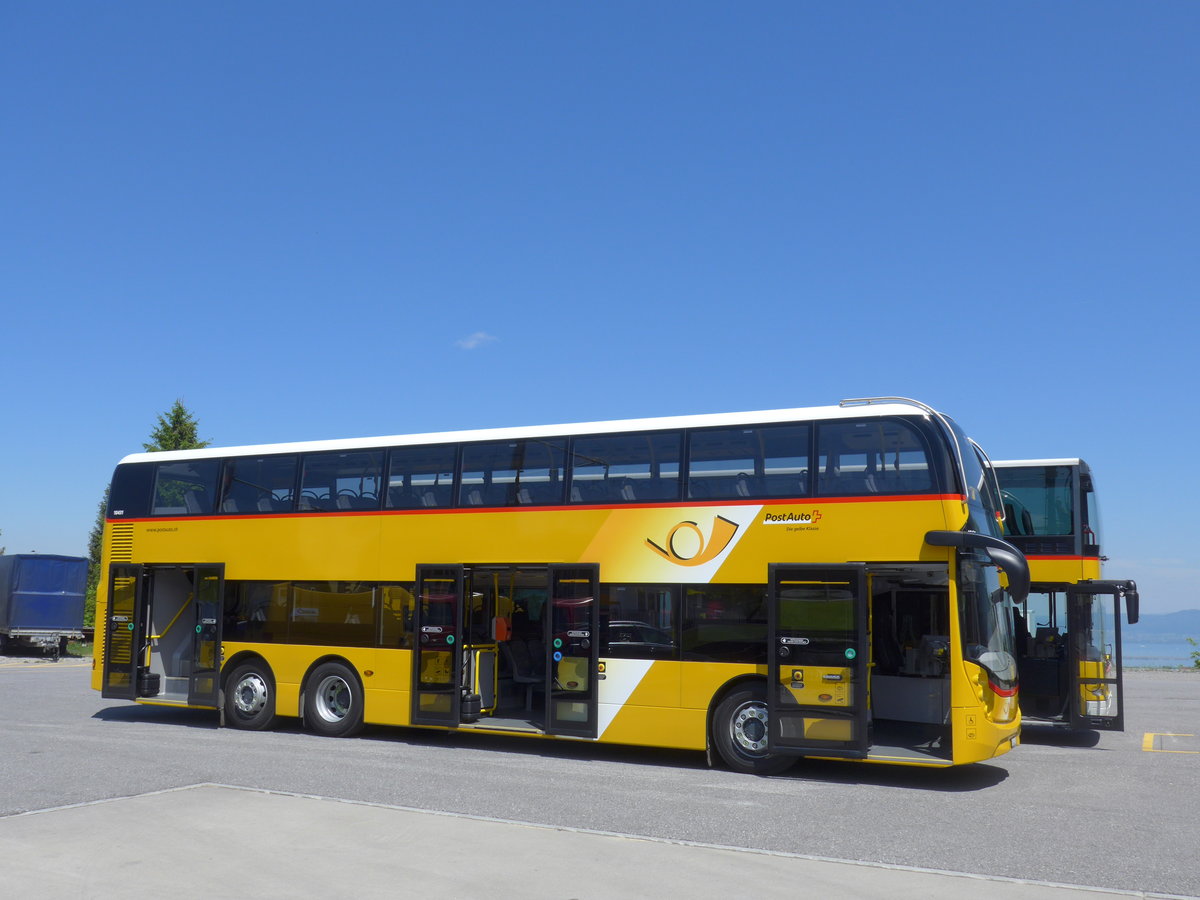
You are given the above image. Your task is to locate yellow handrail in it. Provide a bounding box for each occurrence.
[150,594,191,640]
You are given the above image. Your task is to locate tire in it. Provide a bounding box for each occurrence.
[224,661,279,731]
[711,683,795,776]
[304,661,364,737]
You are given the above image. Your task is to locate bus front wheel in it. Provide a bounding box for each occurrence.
[711,684,795,776]
[304,661,365,737]
[224,661,279,731]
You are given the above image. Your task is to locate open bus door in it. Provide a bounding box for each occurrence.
[1067,581,1133,731]
[101,564,146,700]
[545,564,599,739]
[410,564,599,735]
[188,565,224,708]
[767,564,869,759]
[101,563,224,705]
[411,565,464,727]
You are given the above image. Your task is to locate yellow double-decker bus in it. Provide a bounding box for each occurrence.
[995,459,1138,731]
[93,398,1028,774]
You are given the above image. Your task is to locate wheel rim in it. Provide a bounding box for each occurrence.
[314,674,353,723]
[233,673,269,717]
[729,699,770,757]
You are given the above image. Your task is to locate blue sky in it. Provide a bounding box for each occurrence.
[2,3,1196,613]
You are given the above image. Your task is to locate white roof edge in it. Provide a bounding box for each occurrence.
[993,458,1085,468]
[116,401,940,465]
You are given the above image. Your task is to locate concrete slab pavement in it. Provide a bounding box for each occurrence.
[0,784,1187,899]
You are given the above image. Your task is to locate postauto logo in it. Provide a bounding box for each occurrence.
[645,516,739,567]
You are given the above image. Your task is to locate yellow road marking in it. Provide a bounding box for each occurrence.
[0,660,91,670]
[1143,732,1200,754]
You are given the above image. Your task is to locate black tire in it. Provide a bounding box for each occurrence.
[224,661,279,731]
[711,683,795,776]
[303,661,364,737]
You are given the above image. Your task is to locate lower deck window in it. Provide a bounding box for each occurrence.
[682,584,768,663]
[600,584,677,659]
[224,581,412,648]
[219,577,948,677]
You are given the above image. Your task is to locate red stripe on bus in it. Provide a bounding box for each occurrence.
[107,493,965,525]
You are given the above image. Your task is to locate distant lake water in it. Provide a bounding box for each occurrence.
[1123,633,1198,668]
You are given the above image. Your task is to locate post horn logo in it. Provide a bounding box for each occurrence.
[645,515,739,567]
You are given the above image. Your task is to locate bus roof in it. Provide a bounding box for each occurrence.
[118,400,944,465]
[993,458,1085,469]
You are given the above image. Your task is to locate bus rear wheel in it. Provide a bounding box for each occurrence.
[225,661,278,731]
[711,684,795,776]
[304,661,364,737]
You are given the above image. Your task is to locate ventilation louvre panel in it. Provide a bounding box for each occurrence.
[109,524,134,562]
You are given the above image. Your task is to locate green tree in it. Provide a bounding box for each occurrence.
[85,400,210,625]
[83,488,109,627]
[143,398,211,453]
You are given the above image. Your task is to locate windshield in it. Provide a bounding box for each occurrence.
[1081,471,1103,554]
[942,418,1004,538]
[972,447,1006,539]
[958,553,1017,692]
[996,464,1074,537]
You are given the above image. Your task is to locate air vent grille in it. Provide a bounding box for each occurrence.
[109,524,134,562]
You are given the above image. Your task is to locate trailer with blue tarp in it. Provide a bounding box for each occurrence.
[0,554,88,658]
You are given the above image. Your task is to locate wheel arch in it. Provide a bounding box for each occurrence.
[221,650,275,691]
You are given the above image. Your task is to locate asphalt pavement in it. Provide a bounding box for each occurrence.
[1,782,1190,899]
[3,657,1197,899]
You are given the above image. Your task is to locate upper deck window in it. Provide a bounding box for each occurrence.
[997,465,1074,537]
[151,460,220,516]
[219,456,297,514]
[1082,473,1102,552]
[688,424,809,500]
[460,439,567,507]
[816,419,934,497]
[108,463,154,517]
[299,451,384,512]
[386,444,457,509]
[569,432,681,504]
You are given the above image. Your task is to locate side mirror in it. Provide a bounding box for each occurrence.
[1125,585,1140,625]
[925,530,1031,605]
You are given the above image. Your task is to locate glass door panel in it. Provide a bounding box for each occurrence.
[101,565,145,700]
[188,565,224,707]
[546,564,599,738]
[768,564,868,757]
[411,565,464,727]
[1068,584,1123,731]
